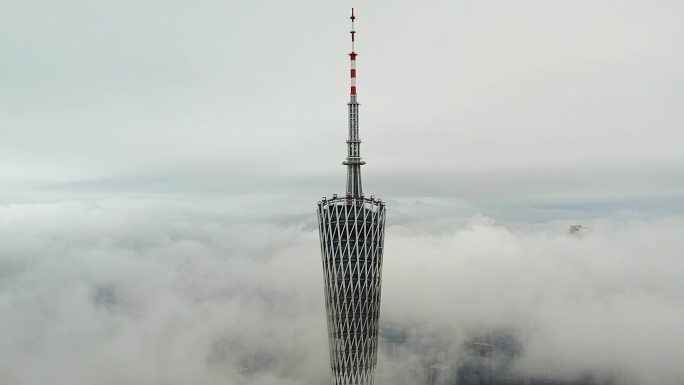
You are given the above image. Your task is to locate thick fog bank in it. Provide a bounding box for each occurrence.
[0,200,682,385]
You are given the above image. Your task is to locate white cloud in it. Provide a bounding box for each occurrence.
[1,200,683,384]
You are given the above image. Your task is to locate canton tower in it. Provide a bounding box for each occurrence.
[316,8,387,385]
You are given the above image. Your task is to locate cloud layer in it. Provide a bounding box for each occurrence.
[1,200,682,384]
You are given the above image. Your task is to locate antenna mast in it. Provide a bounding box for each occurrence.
[344,7,365,197]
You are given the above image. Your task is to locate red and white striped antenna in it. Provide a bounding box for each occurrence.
[349,8,357,96]
[343,8,364,197]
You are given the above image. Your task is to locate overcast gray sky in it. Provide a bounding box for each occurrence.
[2,0,682,222]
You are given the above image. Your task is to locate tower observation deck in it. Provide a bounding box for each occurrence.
[316,8,387,385]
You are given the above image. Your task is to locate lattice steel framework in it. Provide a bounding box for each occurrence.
[316,8,387,385]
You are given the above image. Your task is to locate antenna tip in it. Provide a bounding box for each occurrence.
[351,8,355,20]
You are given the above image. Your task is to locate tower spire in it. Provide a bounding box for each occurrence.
[350,8,357,96]
[344,7,365,197]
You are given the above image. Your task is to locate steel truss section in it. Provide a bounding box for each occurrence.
[317,197,386,385]
[343,97,365,198]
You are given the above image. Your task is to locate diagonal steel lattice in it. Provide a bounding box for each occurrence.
[317,197,386,385]
[316,8,387,385]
